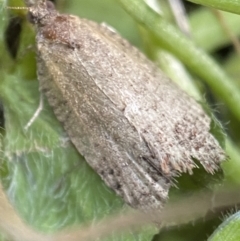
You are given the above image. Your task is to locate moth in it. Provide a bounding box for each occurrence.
[27,0,225,210]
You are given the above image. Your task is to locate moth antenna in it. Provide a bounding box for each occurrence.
[7,6,30,11]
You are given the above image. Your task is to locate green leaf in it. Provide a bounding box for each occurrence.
[208,212,240,241]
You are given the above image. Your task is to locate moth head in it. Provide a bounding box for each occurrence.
[28,0,57,26]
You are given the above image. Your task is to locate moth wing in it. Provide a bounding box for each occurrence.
[37,40,170,210]
[36,15,225,210]
[68,17,226,175]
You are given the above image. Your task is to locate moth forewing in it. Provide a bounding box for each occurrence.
[32,1,226,210]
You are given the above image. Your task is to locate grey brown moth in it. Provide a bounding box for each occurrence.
[28,0,226,210]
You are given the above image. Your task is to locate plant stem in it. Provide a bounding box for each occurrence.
[118,0,240,122]
[186,0,240,15]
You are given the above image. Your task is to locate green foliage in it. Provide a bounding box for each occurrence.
[208,212,240,241]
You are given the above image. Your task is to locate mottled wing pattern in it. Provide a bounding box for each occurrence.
[35,11,225,210]
[37,33,170,210]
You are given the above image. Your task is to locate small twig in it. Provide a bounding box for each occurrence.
[212,9,240,56]
[24,92,44,130]
[168,0,191,37]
